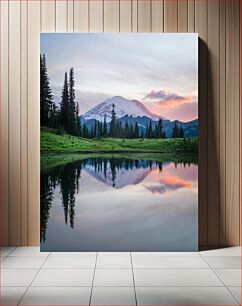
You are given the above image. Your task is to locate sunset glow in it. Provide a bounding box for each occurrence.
[41,33,198,122]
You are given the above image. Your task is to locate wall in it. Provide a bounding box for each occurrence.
[0,0,240,247]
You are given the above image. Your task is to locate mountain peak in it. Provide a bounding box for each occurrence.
[82,95,164,122]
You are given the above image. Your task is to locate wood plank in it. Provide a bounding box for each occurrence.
[90,0,103,32]
[219,0,226,246]
[20,0,28,246]
[151,0,164,32]
[132,0,138,32]
[0,0,9,245]
[178,0,188,32]
[9,0,21,246]
[74,0,89,32]
[104,0,119,32]
[164,0,178,32]
[188,0,195,33]
[56,0,67,32]
[120,0,132,32]
[195,0,208,247]
[225,0,240,246]
[41,0,56,32]
[240,0,242,248]
[137,0,151,32]
[28,1,40,246]
[207,0,220,246]
[67,0,74,32]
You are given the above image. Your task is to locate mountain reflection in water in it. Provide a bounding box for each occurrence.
[41,155,198,251]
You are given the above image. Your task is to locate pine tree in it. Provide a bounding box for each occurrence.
[96,121,102,138]
[75,103,81,136]
[172,122,179,138]
[110,104,117,137]
[60,72,69,131]
[125,120,129,138]
[155,123,159,138]
[93,121,97,138]
[99,121,103,137]
[40,54,54,127]
[140,129,144,139]
[179,126,184,138]
[134,122,139,138]
[68,68,77,135]
[103,115,107,136]
[157,119,163,138]
[148,121,153,138]
[82,123,89,138]
[145,123,149,138]
[129,123,134,138]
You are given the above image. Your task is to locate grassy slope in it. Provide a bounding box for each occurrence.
[41,131,198,153]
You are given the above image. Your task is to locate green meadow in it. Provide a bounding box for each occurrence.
[41,130,198,154]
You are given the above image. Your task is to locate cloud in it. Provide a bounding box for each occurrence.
[144,90,185,101]
[143,90,193,108]
[146,175,193,195]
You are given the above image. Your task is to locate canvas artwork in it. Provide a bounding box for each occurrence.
[40,33,198,251]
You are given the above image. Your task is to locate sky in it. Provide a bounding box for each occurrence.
[41,33,198,122]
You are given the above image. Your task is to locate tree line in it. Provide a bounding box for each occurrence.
[80,104,167,139]
[80,104,184,139]
[40,54,81,136]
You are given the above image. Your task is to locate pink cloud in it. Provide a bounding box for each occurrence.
[143,90,186,102]
[143,89,197,121]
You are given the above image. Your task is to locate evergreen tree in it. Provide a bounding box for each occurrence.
[99,121,103,137]
[129,123,135,138]
[90,125,94,138]
[75,102,81,136]
[134,122,139,138]
[172,122,179,138]
[145,123,149,138]
[110,104,117,137]
[148,121,153,138]
[82,122,89,138]
[79,122,82,137]
[68,68,77,135]
[103,115,107,136]
[179,126,184,138]
[40,54,54,126]
[93,121,97,138]
[125,120,129,138]
[140,129,144,139]
[157,119,163,138]
[155,123,159,138]
[60,72,69,131]
[49,103,59,128]
[96,121,102,138]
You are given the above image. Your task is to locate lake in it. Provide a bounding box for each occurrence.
[40,153,198,251]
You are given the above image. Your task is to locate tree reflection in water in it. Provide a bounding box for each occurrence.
[41,156,197,243]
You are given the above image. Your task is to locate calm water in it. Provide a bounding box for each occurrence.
[40,154,198,251]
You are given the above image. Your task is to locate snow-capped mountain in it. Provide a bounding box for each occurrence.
[80,95,198,138]
[84,165,151,189]
[82,96,163,122]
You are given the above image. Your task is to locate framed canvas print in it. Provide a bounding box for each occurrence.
[40,33,198,251]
